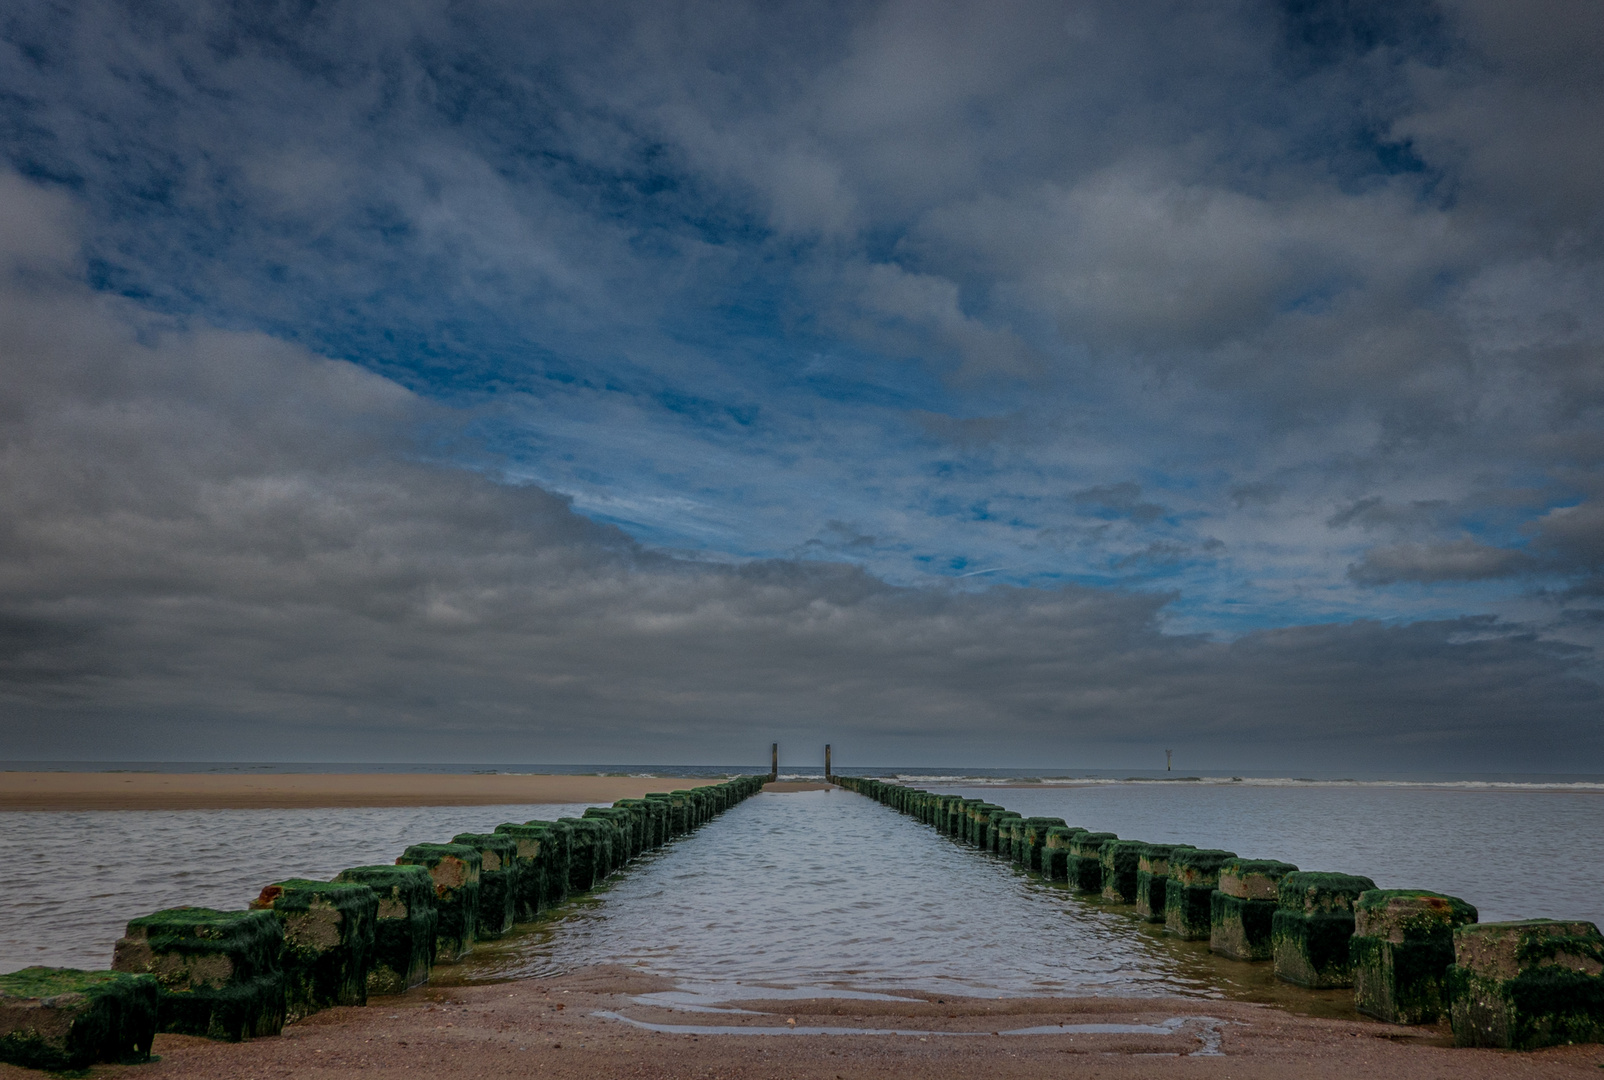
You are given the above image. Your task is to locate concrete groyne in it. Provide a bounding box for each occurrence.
[833,774,1604,1050]
[0,774,766,1071]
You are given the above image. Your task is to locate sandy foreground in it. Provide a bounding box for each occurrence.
[0,772,719,811]
[7,965,1597,1080]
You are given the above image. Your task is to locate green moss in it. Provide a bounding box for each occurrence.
[1099,840,1146,903]
[0,968,158,1071]
[452,834,519,940]
[1449,919,1604,1048]
[334,866,436,996]
[250,880,378,1021]
[396,843,480,963]
[1164,849,1237,940]
[112,907,285,1040]
[521,820,573,907]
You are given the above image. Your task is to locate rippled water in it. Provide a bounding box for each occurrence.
[4,783,1599,1015]
[0,802,595,973]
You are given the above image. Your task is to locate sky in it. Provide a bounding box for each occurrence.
[0,0,1600,771]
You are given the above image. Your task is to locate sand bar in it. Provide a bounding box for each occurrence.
[0,772,719,811]
[15,965,1594,1080]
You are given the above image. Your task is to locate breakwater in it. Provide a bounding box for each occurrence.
[834,775,1604,1051]
[0,776,764,1071]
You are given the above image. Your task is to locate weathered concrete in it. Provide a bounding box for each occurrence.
[1448,919,1604,1049]
[1164,848,1237,940]
[490,824,550,922]
[1020,817,1067,872]
[451,833,519,940]
[558,818,608,891]
[249,878,378,1021]
[395,842,481,962]
[1271,871,1377,988]
[1042,826,1085,882]
[1099,840,1147,904]
[0,967,157,1071]
[110,907,284,1041]
[1350,889,1477,1025]
[333,865,437,995]
[521,819,573,908]
[1135,844,1188,923]
[1210,860,1298,961]
[1067,832,1118,894]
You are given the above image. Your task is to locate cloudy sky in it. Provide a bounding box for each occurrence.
[1,0,1600,771]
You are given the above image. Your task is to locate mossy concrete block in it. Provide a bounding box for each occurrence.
[1271,871,1377,988]
[1041,826,1085,882]
[644,793,680,836]
[1448,919,1604,1049]
[250,879,377,1021]
[1020,818,1067,872]
[452,833,519,939]
[522,820,573,907]
[396,843,481,963]
[1100,840,1148,904]
[1067,832,1117,894]
[0,968,158,1070]
[112,906,285,1040]
[493,824,551,922]
[1134,844,1188,922]
[969,804,1004,848]
[614,799,656,850]
[560,818,609,892]
[1350,889,1477,1024]
[1209,860,1298,961]
[334,866,436,995]
[989,813,1022,856]
[581,809,630,871]
[1164,848,1237,940]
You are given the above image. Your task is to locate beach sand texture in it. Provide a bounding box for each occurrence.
[4,965,1595,1079]
[0,772,714,811]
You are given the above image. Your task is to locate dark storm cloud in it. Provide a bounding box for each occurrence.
[1,174,1597,769]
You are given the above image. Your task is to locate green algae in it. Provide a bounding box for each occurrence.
[249,879,378,1022]
[451,833,519,940]
[1448,919,1604,1049]
[396,842,481,963]
[1099,840,1147,904]
[112,907,284,1040]
[1271,871,1376,989]
[0,968,157,1071]
[334,865,437,996]
[1164,848,1237,941]
[1209,861,1298,962]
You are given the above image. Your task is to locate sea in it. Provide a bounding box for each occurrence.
[2,762,1600,1014]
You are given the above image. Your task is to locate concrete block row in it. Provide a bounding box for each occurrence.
[834,775,1604,1050]
[0,775,766,1071]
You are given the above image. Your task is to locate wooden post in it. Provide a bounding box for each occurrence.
[769,743,778,782]
[825,744,832,782]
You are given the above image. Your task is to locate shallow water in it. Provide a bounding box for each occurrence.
[0,802,595,973]
[3,783,1599,1014]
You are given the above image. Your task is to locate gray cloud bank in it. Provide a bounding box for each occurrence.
[2,175,1597,771]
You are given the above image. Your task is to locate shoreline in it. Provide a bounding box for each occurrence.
[23,965,1595,1080]
[0,772,721,811]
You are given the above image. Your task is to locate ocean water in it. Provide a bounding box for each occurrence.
[2,782,1598,1012]
[0,802,596,974]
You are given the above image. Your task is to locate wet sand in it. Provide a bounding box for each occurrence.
[19,965,1597,1080]
[0,773,715,811]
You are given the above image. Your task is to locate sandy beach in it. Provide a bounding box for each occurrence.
[9,965,1594,1080]
[0,772,717,811]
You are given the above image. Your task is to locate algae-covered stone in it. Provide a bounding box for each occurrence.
[523,820,573,907]
[493,824,552,921]
[989,812,1022,856]
[1164,848,1237,940]
[452,833,519,940]
[1271,871,1377,988]
[1350,889,1476,1024]
[560,818,609,892]
[1210,860,1298,961]
[1135,844,1188,923]
[1448,919,1604,1049]
[1020,818,1067,873]
[396,842,481,962]
[1042,827,1085,881]
[1067,832,1118,894]
[969,804,1004,848]
[112,906,285,1040]
[644,793,680,837]
[0,967,158,1070]
[334,866,437,995]
[615,799,657,850]
[583,808,635,866]
[1100,840,1148,904]
[250,879,377,1021]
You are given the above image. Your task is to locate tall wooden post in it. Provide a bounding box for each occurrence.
[825,744,832,782]
[769,743,778,782]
